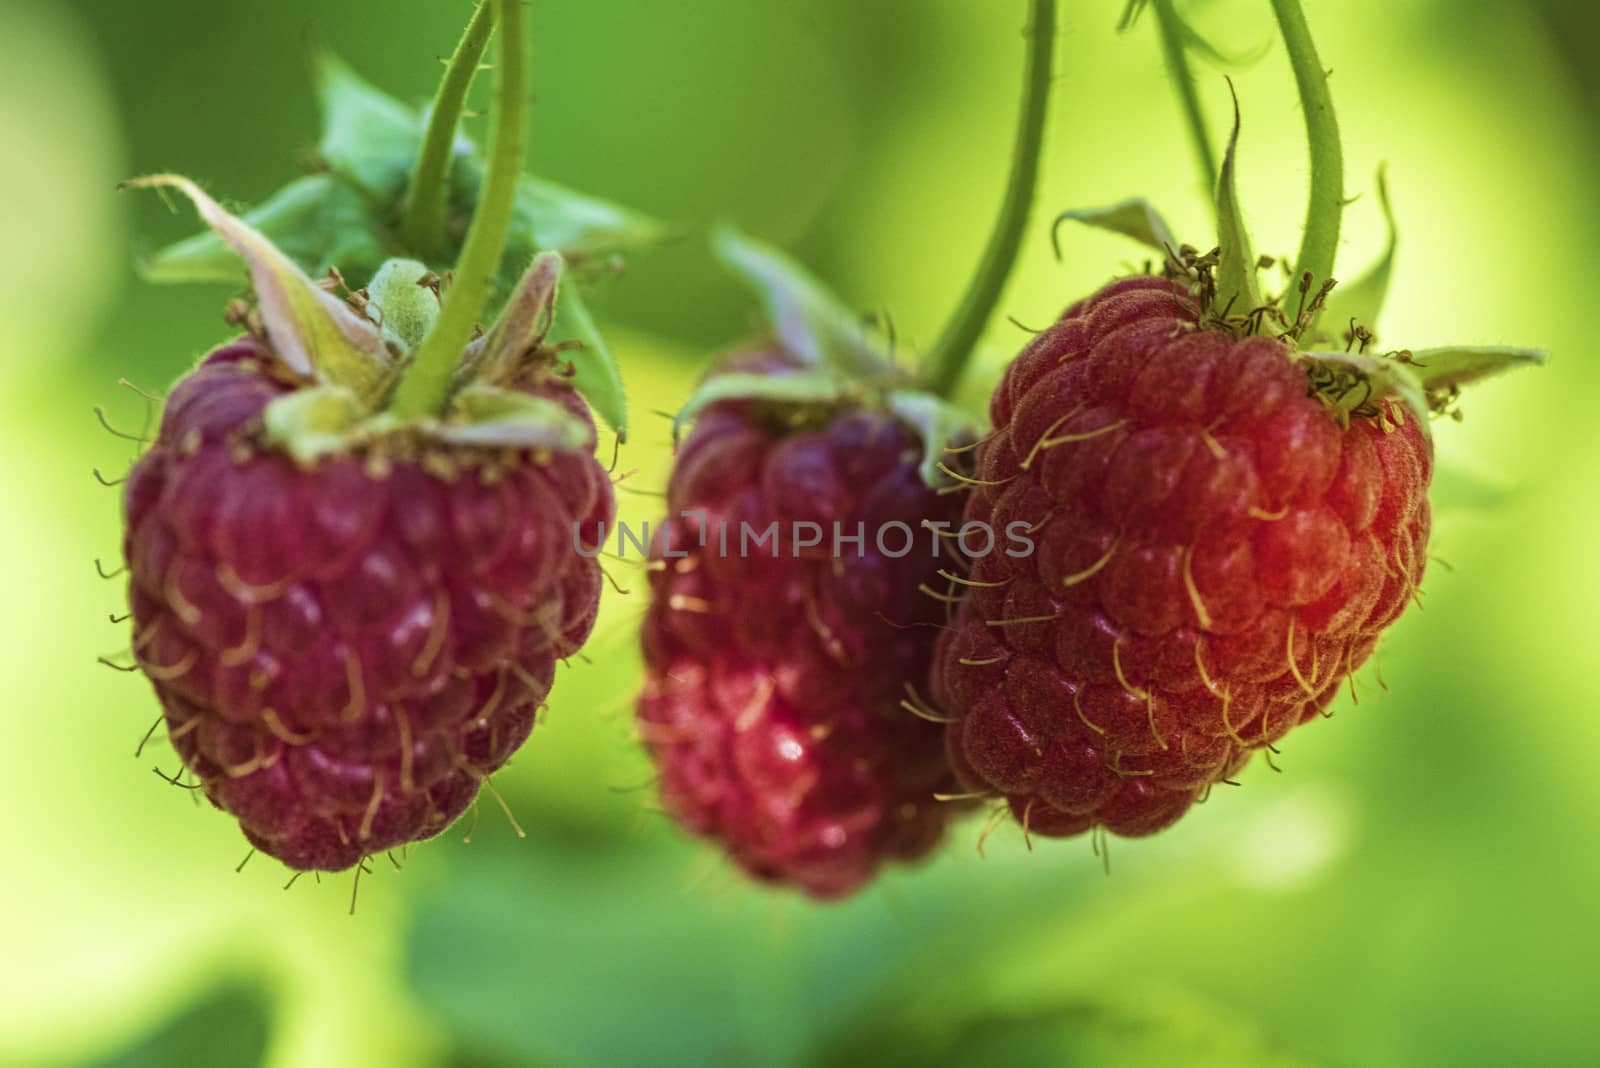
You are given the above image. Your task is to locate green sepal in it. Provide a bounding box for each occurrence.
[511,174,668,274]
[366,258,440,353]
[1321,166,1397,340]
[1298,349,1430,436]
[124,175,391,399]
[711,224,890,380]
[315,48,429,201]
[138,175,390,288]
[440,383,593,450]
[673,368,852,441]
[144,50,662,324]
[548,279,628,438]
[1119,0,1269,67]
[1050,198,1177,259]
[475,252,564,382]
[1406,346,1549,393]
[887,389,982,488]
[1214,86,1261,317]
[1117,0,1152,29]
[261,384,369,463]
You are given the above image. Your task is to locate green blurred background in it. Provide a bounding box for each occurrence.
[4,0,1597,1064]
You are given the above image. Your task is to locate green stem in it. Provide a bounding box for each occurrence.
[1269,0,1343,309]
[389,0,526,419]
[1151,0,1217,200]
[922,0,1057,399]
[400,0,498,261]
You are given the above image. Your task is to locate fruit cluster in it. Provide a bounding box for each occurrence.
[109,0,1540,898]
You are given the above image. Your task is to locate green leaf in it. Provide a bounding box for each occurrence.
[124,175,391,397]
[1321,165,1397,340]
[1050,198,1177,259]
[711,224,889,379]
[1214,84,1261,317]
[314,48,427,200]
[441,383,594,450]
[549,280,629,438]
[673,368,851,439]
[87,984,272,1068]
[261,384,368,463]
[1407,345,1548,394]
[887,389,982,488]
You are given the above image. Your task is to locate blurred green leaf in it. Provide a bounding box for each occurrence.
[816,988,1317,1068]
[81,984,271,1068]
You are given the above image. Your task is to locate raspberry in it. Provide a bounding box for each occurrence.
[638,355,968,898]
[932,276,1432,839]
[124,338,615,871]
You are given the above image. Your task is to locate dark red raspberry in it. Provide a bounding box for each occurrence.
[638,356,968,898]
[932,276,1432,839]
[124,338,615,871]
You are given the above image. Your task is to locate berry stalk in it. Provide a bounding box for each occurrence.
[389,0,527,420]
[401,0,498,261]
[1270,0,1343,308]
[1150,0,1217,198]
[922,0,1057,400]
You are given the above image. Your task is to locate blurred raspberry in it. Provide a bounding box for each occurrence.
[638,354,967,898]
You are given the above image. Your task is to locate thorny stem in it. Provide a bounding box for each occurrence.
[389,0,527,419]
[401,0,498,260]
[1150,0,1218,199]
[922,0,1057,400]
[1269,0,1343,311]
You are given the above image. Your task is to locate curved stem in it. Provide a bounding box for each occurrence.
[922,0,1057,400]
[1269,0,1343,309]
[401,0,498,261]
[1151,0,1217,201]
[389,0,527,419]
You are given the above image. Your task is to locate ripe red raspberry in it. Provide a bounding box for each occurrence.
[638,356,968,898]
[124,338,615,871]
[932,276,1432,839]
